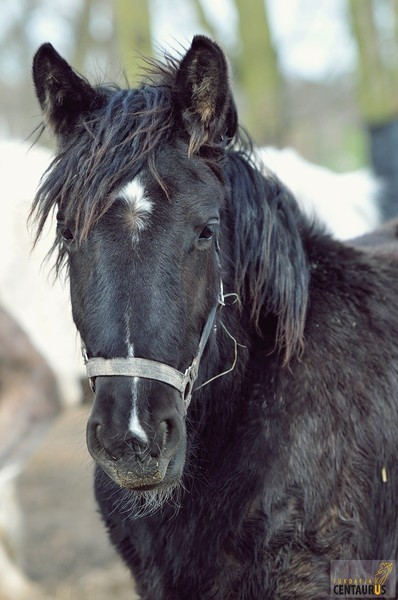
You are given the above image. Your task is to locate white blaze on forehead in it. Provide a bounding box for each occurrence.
[119,177,153,240]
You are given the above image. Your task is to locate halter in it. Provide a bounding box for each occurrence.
[82,280,224,411]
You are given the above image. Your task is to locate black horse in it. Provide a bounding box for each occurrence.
[31,36,398,599]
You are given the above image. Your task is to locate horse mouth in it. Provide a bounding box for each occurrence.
[91,453,169,490]
[114,468,166,491]
[133,483,162,492]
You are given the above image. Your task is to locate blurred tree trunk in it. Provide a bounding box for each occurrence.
[73,0,93,73]
[113,0,152,85]
[349,0,398,220]
[234,0,283,145]
[349,0,398,121]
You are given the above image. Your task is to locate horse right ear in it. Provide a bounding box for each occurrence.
[174,36,238,155]
[32,43,101,138]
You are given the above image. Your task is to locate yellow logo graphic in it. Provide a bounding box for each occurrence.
[374,562,393,595]
[331,560,395,597]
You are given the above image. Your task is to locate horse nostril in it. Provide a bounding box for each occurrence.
[93,424,117,460]
[151,417,182,459]
[89,422,136,462]
[87,420,105,460]
[160,420,170,451]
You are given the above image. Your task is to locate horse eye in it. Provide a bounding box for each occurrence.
[60,226,74,242]
[199,225,215,241]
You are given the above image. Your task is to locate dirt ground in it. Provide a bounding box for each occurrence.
[18,406,139,600]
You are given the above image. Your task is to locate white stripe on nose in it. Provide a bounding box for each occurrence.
[128,376,149,443]
[126,343,149,444]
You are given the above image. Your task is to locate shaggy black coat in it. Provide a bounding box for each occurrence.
[94,158,398,599]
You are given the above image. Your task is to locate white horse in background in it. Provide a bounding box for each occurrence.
[0,139,76,598]
[0,139,85,408]
[257,146,381,240]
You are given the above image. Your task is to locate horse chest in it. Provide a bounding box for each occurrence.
[97,473,272,600]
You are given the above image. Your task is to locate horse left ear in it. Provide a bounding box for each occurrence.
[174,36,237,155]
[32,43,102,138]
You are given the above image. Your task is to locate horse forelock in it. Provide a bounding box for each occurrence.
[31,75,231,276]
[31,68,180,263]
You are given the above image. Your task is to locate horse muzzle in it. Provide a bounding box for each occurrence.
[86,376,186,491]
[86,420,182,491]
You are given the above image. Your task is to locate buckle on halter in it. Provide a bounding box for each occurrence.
[182,360,200,407]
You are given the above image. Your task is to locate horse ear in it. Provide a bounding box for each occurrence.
[32,43,101,138]
[174,36,237,155]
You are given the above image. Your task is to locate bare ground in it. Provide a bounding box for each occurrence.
[18,406,139,600]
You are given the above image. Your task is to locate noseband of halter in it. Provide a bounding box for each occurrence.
[82,280,224,411]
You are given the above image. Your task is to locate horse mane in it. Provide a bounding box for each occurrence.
[224,148,310,363]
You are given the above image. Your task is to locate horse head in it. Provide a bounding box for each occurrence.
[32,37,237,498]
